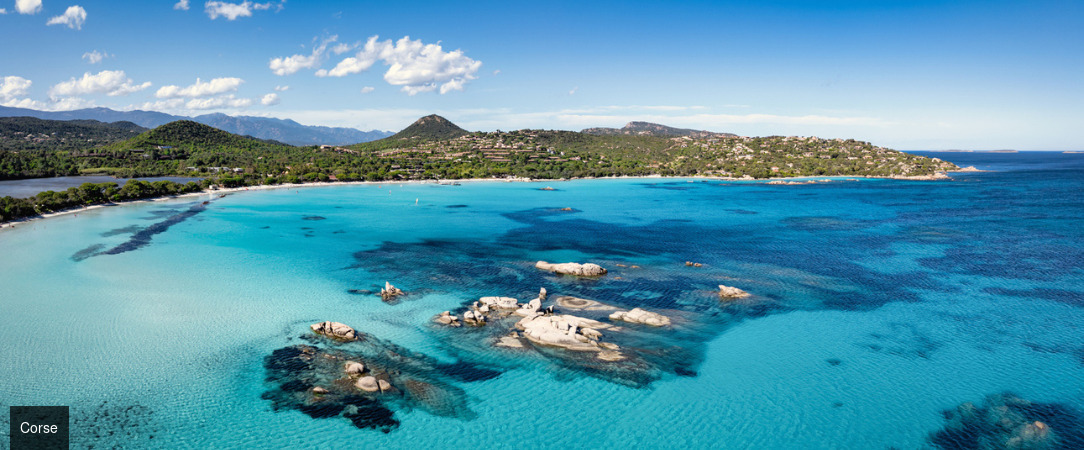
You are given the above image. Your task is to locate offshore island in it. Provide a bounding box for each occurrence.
[1,113,959,223]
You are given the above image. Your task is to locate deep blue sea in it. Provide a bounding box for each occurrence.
[1,151,1082,448]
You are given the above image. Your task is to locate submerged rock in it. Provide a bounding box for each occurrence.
[535,261,607,277]
[555,296,614,311]
[610,308,671,327]
[310,321,357,341]
[929,392,1084,449]
[264,323,491,433]
[718,284,750,299]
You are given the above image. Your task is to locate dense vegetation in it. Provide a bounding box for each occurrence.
[1,115,960,223]
[0,179,203,222]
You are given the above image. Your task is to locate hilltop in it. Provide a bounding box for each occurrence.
[583,121,737,138]
[387,114,469,140]
[106,120,290,151]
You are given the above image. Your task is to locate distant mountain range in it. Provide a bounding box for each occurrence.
[0,106,392,146]
[582,121,737,138]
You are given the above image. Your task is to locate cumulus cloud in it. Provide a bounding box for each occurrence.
[16,0,41,14]
[174,0,190,10]
[49,70,151,97]
[0,76,33,99]
[360,86,374,94]
[0,8,8,14]
[314,35,481,95]
[137,98,186,111]
[204,1,277,20]
[82,50,111,64]
[186,94,253,110]
[260,93,279,105]
[273,85,289,91]
[46,5,87,30]
[155,77,244,98]
[269,36,336,76]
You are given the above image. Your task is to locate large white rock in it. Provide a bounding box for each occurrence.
[356,376,380,392]
[535,261,607,277]
[344,362,365,375]
[516,314,603,351]
[610,308,671,327]
[480,296,520,309]
[310,321,357,340]
[718,285,750,299]
[514,297,543,317]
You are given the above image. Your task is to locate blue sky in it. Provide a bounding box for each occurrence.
[1,0,1081,149]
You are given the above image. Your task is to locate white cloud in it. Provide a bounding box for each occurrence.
[568,86,578,96]
[156,77,244,98]
[269,36,336,76]
[50,96,95,110]
[0,76,33,99]
[314,35,481,95]
[137,98,186,111]
[186,94,253,110]
[82,50,111,64]
[15,0,41,14]
[46,5,87,30]
[204,1,277,20]
[0,8,8,14]
[492,69,500,75]
[260,93,279,105]
[174,0,190,11]
[273,85,289,91]
[49,70,151,97]
[331,42,357,55]
[360,86,374,94]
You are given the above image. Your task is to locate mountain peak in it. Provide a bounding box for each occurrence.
[390,114,468,140]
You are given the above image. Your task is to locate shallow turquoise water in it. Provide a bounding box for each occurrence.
[1,152,1082,448]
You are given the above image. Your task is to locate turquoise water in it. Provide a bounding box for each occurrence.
[1,152,1082,448]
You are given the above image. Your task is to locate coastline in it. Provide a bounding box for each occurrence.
[0,172,959,232]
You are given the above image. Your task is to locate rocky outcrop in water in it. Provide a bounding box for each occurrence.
[310,321,357,340]
[263,322,498,433]
[535,261,607,277]
[380,282,404,301]
[718,284,750,299]
[929,392,1084,449]
[610,308,671,327]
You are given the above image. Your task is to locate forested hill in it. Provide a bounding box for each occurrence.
[106,120,290,151]
[0,117,147,152]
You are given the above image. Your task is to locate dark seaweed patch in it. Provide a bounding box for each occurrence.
[435,361,502,382]
[446,204,469,208]
[726,209,759,215]
[302,216,327,221]
[983,287,1084,307]
[70,401,159,447]
[859,323,940,359]
[71,243,106,261]
[98,202,208,256]
[826,358,842,366]
[929,392,1084,449]
[99,225,143,237]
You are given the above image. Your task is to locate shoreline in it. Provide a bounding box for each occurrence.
[0,172,960,232]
